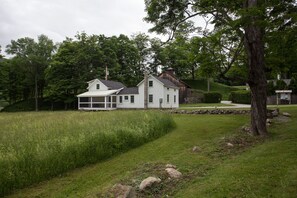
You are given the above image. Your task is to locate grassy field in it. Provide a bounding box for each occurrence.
[0,111,174,196]
[183,79,239,100]
[6,106,297,197]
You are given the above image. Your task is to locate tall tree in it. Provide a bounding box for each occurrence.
[6,35,55,111]
[144,0,297,136]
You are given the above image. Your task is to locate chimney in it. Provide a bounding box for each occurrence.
[105,65,109,80]
[166,67,175,76]
[144,70,149,109]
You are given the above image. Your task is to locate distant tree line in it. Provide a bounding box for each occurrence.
[0,18,296,110]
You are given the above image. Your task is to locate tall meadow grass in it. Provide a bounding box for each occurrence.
[0,111,174,196]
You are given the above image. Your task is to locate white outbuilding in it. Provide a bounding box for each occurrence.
[77,75,179,110]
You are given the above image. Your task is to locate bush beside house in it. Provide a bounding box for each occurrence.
[203,92,222,103]
[229,90,251,104]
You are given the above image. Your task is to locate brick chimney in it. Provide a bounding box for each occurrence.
[165,68,175,76]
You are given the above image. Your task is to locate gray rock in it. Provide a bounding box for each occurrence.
[112,184,135,198]
[227,142,234,147]
[192,146,201,153]
[266,118,272,124]
[139,177,161,191]
[165,168,182,179]
[165,164,177,169]
[272,109,279,117]
[282,112,291,117]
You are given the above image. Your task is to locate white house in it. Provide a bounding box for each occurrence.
[77,75,179,110]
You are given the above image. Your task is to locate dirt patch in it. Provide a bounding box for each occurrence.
[210,132,265,158]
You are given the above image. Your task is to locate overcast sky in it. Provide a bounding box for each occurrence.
[0,0,161,51]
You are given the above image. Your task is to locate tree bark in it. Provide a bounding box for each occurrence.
[244,0,268,136]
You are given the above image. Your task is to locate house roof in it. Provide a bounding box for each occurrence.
[118,87,139,95]
[137,75,179,89]
[158,71,191,88]
[155,76,179,89]
[77,89,120,97]
[100,79,126,89]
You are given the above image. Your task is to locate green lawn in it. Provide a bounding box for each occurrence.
[6,107,297,197]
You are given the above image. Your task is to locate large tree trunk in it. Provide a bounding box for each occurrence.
[244,0,268,136]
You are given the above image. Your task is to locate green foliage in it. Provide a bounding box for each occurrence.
[184,79,239,100]
[275,80,288,90]
[229,90,251,104]
[289,78,297,94]
[0,111,174,196]
[267,81,276,96]
[203,92,222,103]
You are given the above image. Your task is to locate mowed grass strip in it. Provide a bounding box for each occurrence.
[0,111,174,196]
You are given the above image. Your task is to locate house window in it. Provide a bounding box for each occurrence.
[167,94,169,103]
[167,88,169,91]
[149,80,153,87]
[96,84,100,90]
[174,95,176,103]
[119,96,122,103]
[130,95,134,103]
[124,96,129,101]
[149,94,153,103]
[174,89,176,92]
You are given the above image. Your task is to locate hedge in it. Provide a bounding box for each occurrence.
[229,90,251,104]
[203,92,222,103]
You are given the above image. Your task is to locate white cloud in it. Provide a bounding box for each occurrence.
[0,0,156,50]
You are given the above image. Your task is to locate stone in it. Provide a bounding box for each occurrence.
[166,164,177,169]
[266,118,272,124]
[112,184,135,198]
[282,112,291,117]
[227,142,234,147]
[139,177,161,191]
[192,146,201,153]
[165,168,182,179]
[272,109,279,117]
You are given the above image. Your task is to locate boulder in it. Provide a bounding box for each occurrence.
[282,112,291,117]
[111,184,135,198]
[139,177,161,191]
[165,168,182,179]
[165,164,177,169]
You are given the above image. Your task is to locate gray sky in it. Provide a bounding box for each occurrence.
[0,0,159,51]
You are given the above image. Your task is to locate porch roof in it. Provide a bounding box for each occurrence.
[77,89,119,97]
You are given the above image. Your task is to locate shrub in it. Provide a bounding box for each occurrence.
[203,92,222,103]
[229,90,251,104]
[0,111,175,196]
[289,78,297,94]
[275,80,287,90]
[267,81,275,96]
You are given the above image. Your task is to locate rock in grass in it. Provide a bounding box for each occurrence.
[227,142,234,147]
[165,168,182,179]
[139,177,161,191]
[192,146,201,153]
[166,164,177,169]
[282,112,291,117]
[111,184,135,198]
